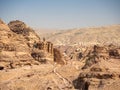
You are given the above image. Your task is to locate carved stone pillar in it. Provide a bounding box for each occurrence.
[51,43,53,54]
[47,42,50,53]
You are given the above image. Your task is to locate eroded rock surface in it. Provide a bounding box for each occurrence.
[72,45,120,90]
[0,19,59,69]
[0,19,120,90]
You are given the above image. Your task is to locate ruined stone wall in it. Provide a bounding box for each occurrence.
[31,39,54,63]
[35,40,53,55]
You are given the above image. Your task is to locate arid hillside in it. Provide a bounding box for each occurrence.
[40,25,120,46]
[0,19,120,90]
[0,19,65,69]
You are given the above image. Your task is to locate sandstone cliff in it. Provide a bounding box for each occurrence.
[0,19,65,69]
[0,19,41,69]
[71,45,120,90]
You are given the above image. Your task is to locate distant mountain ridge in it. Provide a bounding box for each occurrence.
[40,25,120,46]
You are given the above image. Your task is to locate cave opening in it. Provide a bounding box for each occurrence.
[83,82,90,90]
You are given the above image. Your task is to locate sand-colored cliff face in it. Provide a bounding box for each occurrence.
[0,20,41,69]
[72,45,120,90]
[0,19,64,69]
[8,20,40,47]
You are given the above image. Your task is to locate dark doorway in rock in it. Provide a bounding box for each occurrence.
[83,82,89,90]
[0,66,4,70]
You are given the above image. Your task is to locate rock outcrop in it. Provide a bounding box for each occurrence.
[0,19,40,69]
[72,44,120,90]
[8,20,64,65]
[53,48,65,65]
[8,20,40,47]
[0,19,64,69]
[108,44,120,59]
[82,45,109,69]
[0,20,50,69]
[31,38,54,63]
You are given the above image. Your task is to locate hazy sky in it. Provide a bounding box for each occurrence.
[0,0,120,29]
